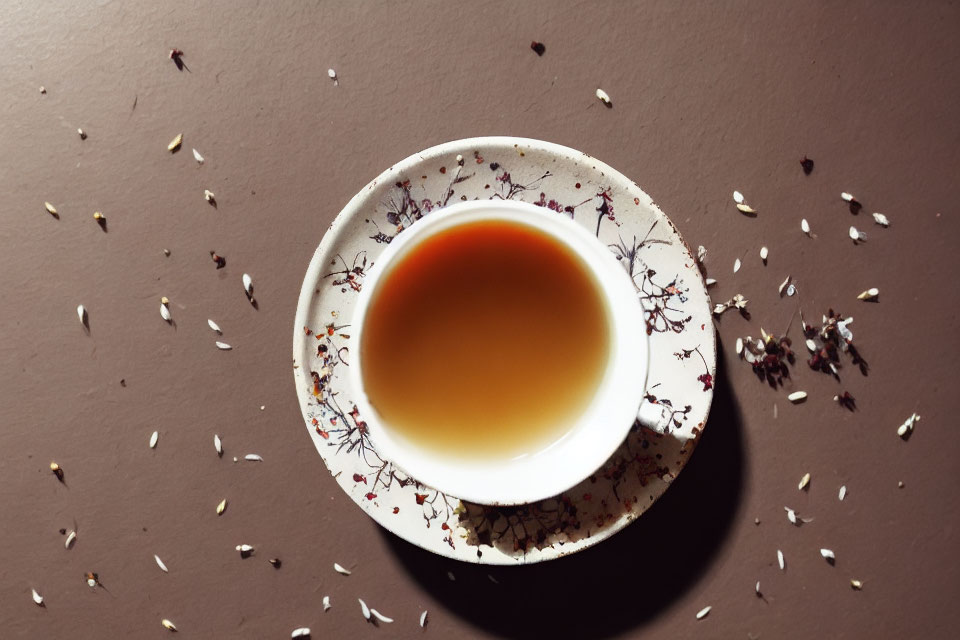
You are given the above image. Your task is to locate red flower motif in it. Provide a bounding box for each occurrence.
[415,493,428,505]
[365,492,377,500]
[353,473,367,484]
[697,373,713,391]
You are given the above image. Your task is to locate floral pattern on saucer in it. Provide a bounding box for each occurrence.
[293,137,715,565]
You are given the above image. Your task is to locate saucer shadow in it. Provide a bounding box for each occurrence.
[380,345,745,638]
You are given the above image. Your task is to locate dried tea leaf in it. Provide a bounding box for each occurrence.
[420,610,428,627]
[696,606,711,620]
[733,190,745,204]
[788,391,807,403]
[857,288,879,301]
[161,618,177,631]
[334,562,351,575]
[154,554,168,572]
[167,133,182,152]
[244,454,263,462]
[323,595,331,611]
[192,148,204,164]
[777,549,785,571]
[32,588,44,606]
[798,472,811,491]
[215,342,232,350]
[872,212,890,227]
[208,319,222,333]
[216,499,227,515]
[149,430,159,449]
[595,88,611,105]
[733,258,741,273]
[370,609,394,624]
[359,598,371,620]
[214,434,223,456]
[839,485,847,501]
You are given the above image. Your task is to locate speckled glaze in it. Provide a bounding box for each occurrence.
[293,137,716,564]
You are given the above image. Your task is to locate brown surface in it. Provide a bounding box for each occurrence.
[1,2,958,638]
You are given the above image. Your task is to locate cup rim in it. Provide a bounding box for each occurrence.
[349,199,648,505]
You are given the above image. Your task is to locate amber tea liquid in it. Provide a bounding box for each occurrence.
[360,219,611,459]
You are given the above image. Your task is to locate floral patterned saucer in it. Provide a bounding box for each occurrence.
[292,137,716,565]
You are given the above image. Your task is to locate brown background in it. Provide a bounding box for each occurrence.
[2,1,958,638]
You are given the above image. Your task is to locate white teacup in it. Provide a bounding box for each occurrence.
[350,200,649,505]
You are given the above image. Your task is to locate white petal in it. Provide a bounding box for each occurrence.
[65,530,77,549]
[849,226,860,241]
[760,246,768,261]
[733,258,741,273]
[323,595,331,611]
[595,88,611,103]
[370,609,394,623]
[192,148,204,164]
[696,605,711,620]
[160,303,172,322]
[359,598,371,620]
[788,391,807,403]
[32,588,43,605]
[242,273,253,296]
[334,562,351,575]
[735,337,744,356]
[798,472,811,491]
[154,554,168,572]
[161,619,177,631]
[704,277,717,287]
[204,189,215,202]
[736,203,756,214]
[77,304,86,324]
[801,218,811,234]
[820,548,835,560]
[778,275,792,296]
[149,431,159,449]
[215,341,232,350]
[291,628,311,638]
[857,288,879,300]
[777,549,785,570]
[244,454,263,461]
[841,192,854,202]
[420,610,428,627]
[806,339,817,352]
[207,319,222,333]
[214,434,223,455]
[839,485,847,501]
[872,212,890,226]
[327,68,337,79]
[733,190,744,204]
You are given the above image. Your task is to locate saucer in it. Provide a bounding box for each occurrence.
[292,137,716,565]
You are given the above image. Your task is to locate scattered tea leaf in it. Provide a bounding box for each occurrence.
[154,554,168,572]
[696,606,711,620]
[800,156,814,174]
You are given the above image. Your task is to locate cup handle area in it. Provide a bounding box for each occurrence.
[636,398,670,434]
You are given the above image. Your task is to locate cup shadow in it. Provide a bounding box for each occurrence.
[379,346,745,638]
